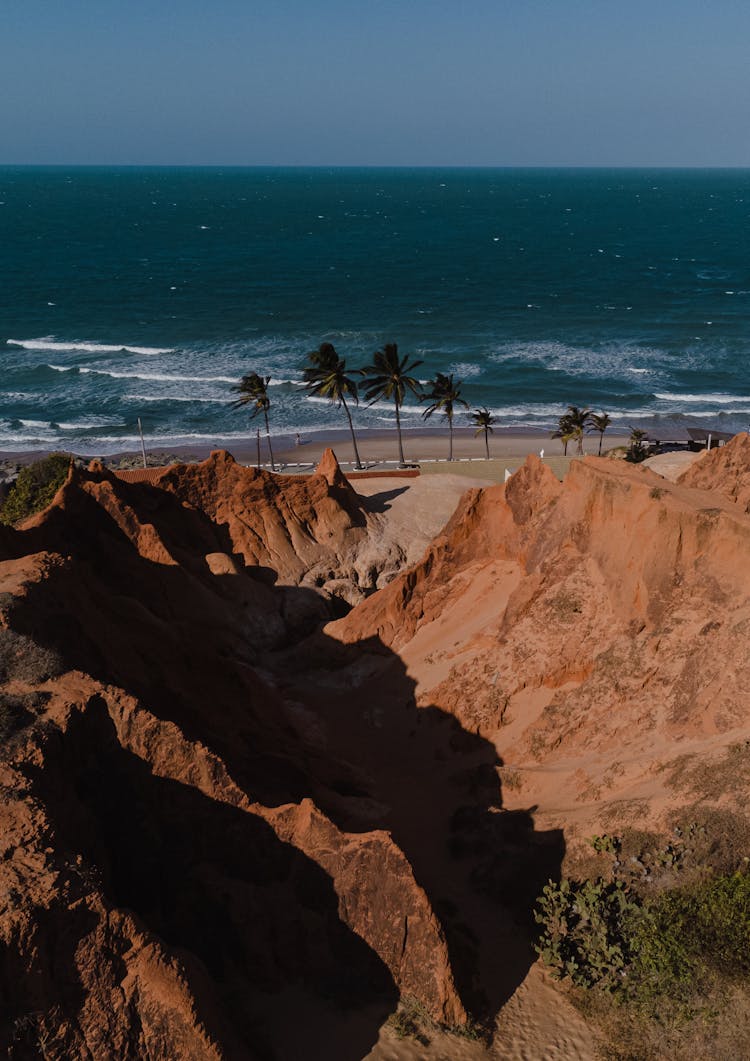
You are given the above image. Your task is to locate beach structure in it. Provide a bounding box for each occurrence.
[686,427,735,451]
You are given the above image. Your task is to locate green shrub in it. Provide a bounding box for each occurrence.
[536,869,750,1007]
[535,877,639,989]
[0,453,71,525]
[631,873,750,999]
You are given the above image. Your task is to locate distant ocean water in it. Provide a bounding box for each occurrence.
[2,165,750,454]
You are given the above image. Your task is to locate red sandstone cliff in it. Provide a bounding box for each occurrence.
[0,451,470,1059]
[330,452,750,842]
[4,441,750,1057]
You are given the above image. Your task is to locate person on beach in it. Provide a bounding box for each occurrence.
[295,433,302,446]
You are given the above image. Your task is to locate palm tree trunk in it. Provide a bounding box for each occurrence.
[563,438,569,456]
[577,432,584,456]
[598,432,603,456]
[341,395,362,469]
[395,401,405,466]
[448,414,453,461]
[484,428,489,460]
[264,409,276,470]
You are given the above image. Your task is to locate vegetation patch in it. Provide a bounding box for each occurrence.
[547,590,583,620]
[0,627,64,685]
[0,453,71,525]
[386,996,489,1046]
[535,824,750,1059]
[665,742,750,799]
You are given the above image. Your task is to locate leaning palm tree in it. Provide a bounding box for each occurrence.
[588,411,613,456]
[563,405,593,456]
[471,407,496,459]
[302,342,363,469]
[359,343,423,466]
[551,412,575,455]
[422,373,469,461]
[231,371,276,470]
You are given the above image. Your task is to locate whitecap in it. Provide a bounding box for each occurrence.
[50,365,235,384]
[654,392,750,405]
[9,338,174,355]
[123,394,226,404]
[449,362,482,379]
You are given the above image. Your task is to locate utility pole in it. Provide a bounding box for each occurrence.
[137,418,148,469]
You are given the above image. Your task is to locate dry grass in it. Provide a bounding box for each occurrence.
[0,627,63,685]
[665,743,750,800]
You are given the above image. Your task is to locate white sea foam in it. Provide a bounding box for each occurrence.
[17,419,50,429]
[449,362,482,378]
[654,392,750,404]
[123,394,226,404]
[56,415,124,429]
[8,338,174,355]
[49,365,236,384]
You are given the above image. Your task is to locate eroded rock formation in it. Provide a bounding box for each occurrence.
[330,451,750,842]
[0,451,481,1059]
[4,440,750,1058]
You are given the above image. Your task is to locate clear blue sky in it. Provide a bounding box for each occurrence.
[3,0,750,166]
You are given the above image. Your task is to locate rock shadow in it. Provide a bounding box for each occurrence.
[358,486,410,513]
[6,473,565,1037]
[277,637,565,1020]
[29,699,397,1060]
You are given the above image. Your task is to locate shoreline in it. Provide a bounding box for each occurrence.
[0,424,631,472]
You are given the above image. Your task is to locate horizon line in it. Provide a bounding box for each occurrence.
[2,162,750,171]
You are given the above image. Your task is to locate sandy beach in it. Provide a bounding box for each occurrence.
[0,425,630,484]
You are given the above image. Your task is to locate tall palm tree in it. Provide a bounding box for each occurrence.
[231,372,276,470]
[359,343,423,466]
[421,373,469,460]
[471,407,496,459]
[302,342,363,469]
[588,411,613,456]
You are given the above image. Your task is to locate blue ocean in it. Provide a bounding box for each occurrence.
[2,166,749,453]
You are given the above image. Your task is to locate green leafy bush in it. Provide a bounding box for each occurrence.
[536,870,750,1004]
[631,873,750,998]
[0,453,71,525]
[535,877,638,989]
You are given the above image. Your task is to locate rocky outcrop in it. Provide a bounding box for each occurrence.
[0,453,476,1059]
[9,440,750,1057]
[330,452,750,840]
[678,431,750,510]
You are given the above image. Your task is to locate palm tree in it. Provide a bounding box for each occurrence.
[302,342,363,469]
[422,373,469,461]
[231,372,276,470]
[562,405,592,456]
[627,426,649,463]
[552,412,575,456]
[588,411,613,456]
[471,407,496,459]
[359,343,423,466]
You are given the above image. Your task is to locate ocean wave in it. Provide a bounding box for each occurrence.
[123,394,227,404]
[487,340,669,379]
[57,415,125,429]
[8,338,173,355]
[449,362,483,378]
[654,392,750,404]
[15,419,50,429]
[49,365,236,384]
